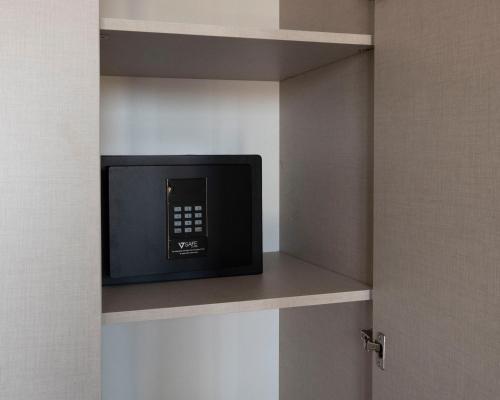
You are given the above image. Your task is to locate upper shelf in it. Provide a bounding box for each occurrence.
[100,18,373,81]
[102,252,371,325]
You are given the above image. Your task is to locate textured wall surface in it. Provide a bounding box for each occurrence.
[0,1,100,399]
[374,1,500,399]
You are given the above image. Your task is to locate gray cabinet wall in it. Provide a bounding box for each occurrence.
[373,1,500,399]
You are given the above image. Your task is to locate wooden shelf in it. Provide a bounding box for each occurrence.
[100,18,373,81]
[102,252,371,325]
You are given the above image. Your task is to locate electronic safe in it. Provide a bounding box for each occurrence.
[101,155,262,285]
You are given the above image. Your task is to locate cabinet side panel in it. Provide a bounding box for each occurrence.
[279,0,373,34]
[374,1,500,399]
[280,303,372,400]
[280,53,373,400]
[0,2,100,399]
[280,52,373,284]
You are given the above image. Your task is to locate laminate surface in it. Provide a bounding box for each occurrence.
[100,18,372,80]
[102,252,371,324]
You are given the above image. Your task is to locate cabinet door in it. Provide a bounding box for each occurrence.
[373,1,500,399]
[0,2,100,399]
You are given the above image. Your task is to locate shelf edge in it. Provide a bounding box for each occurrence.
[100,18,373,46]
[102,289,372,325]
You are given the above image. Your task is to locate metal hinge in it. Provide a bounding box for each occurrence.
[361,329,386,371]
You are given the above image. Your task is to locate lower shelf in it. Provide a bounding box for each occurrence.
[102,252,371,324]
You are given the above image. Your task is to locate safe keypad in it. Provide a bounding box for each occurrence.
[172,205,205,235]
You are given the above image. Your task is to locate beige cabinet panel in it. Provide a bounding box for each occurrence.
[0,2,100,399]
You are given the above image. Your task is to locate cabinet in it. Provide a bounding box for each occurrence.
[99,2,373,399]
[2,1,499,400]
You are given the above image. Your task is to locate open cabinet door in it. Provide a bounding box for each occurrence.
[373,1,500,399]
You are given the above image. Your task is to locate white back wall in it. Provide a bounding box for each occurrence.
[100,0,279,29]
[102,311,279,400]
[100,77,279,251]
[100,3,280,398]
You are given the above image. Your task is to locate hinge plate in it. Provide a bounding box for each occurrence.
[361,329,386,371]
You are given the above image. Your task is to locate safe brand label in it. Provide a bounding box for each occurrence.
[169,237,208,259]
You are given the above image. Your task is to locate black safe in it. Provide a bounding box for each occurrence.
[101,155,262,285]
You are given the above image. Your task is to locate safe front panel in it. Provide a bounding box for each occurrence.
[102,156,262,284]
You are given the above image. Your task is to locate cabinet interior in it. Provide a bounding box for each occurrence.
[100,1,374,399]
